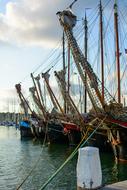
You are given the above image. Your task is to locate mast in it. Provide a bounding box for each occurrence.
[42,73,59,110]
[67,43,71,113]
[35,75,45,108]
[55,70,86,131]
[56,10,113,111]
[31,73,47,119]
[63,32,67,113]
[15,83,32,115]
[99,0,104,102]
[114,0,121,103]
[68,43,70,95]
[42,72,67,118]
[84,12,88,113]
[15,83,40,120]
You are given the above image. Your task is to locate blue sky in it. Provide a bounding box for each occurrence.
[0,0,10,12]
[0,0,126,112]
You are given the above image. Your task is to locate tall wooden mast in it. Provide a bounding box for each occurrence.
[42,72,67,118]
[114,0,121,103]
[67,42,71,113]
[84,12,88,113]
[68,43,70,96]
[62,32,67,113]
[99,0,104,102]
[35,75,45,108]
[15,83,33,115]
[31,73,47,119]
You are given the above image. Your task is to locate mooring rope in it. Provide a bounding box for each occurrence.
[16,121,49,190]
[38,116,107,190]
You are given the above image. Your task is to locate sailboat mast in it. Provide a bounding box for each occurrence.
[67,42,71,113]
[68,43,70,95]
[114,0,121,103]
[84,12,88,113]
[31,73,47,119]
[15,83,33,115]
[62,32,67,113]
[35,75,45,108]
[42,73,58,110]
[99,0,104,102]
[42,73,67,117]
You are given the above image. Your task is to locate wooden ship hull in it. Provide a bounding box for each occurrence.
[47,122,69,144]
[47,121,81,145]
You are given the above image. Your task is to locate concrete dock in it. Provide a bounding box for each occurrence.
[102,180,127,190]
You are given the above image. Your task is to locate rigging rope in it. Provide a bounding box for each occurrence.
[38,116,107,190]
[20,22,84,86]
[67,0,78,9]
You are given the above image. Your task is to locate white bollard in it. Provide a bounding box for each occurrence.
[77,146,102,190]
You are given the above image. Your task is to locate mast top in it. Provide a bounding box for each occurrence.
[56,9,77,29]
[114,0,118,14]
[85,11,87,21]
[42,72,50,81]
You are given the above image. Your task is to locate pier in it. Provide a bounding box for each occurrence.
[77,181,127,190]
[102,180,127,190]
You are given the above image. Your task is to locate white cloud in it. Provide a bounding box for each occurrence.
[0,0,124,48]
[0,0,66,47]
[0,0,99,48]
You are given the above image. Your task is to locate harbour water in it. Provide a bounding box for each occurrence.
[0,126,127,190]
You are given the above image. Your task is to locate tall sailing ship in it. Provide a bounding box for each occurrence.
[15,0,127,161]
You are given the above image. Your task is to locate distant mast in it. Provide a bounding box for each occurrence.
[114,0,121,103]
[99,0,104,102]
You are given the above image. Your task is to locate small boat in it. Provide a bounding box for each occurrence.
[19,119,33,138]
